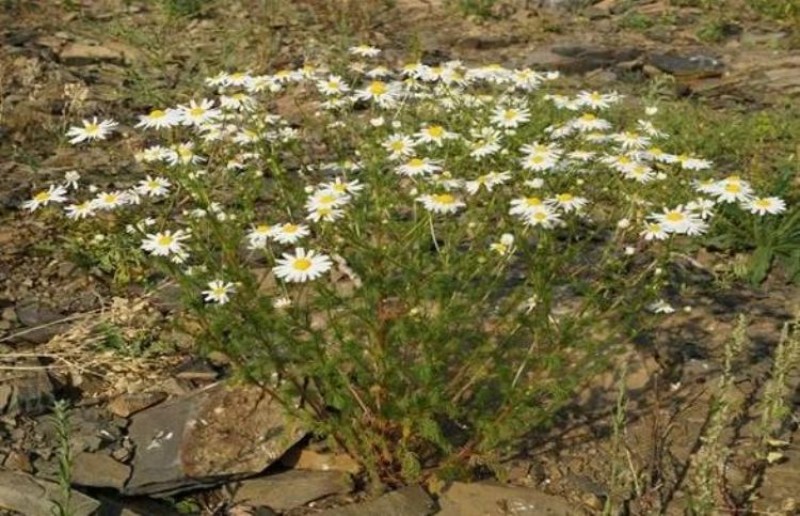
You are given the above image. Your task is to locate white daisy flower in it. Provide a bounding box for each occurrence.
[316,75,350,96]
[136,108,181,130]
[305,190,351,211]
[349,45,381,58]
[202,280,236,305]
[269,223,311,245]
[141,229,190,257]
[651,206,707,235]
[306,206,345,223]
[382,134,417,160]
[569,113,612,132]
[613,131,651,151]
[490,106,530,129]
[640,222,668,241]
[219,92,256,111]
[178,99,220,126]
[353,80,403,108]
[92,190,130,210]
[64,200,95,220]
[135,176,171,197]
[676,154,712,171]
[247,224,273,249]
[522,205,562,228]
[396,157,442,177]
[415,124,458,147]
[709,176,754,203]
[66,117,118,144]
[417,193,466,214]
[273,248,333,283]
[548,193,588,213]
[22,185,68,211]
[744,196,786,216]
[686,198,716,219]
[509,196,546,217]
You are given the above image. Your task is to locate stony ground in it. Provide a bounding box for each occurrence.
[1,0,799,514]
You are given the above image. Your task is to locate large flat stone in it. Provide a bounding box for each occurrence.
[232,470,353,512]
[72,452,131,490]
[438,482,576,515]
[0,470,100,516]
[318,485,437,516]
[125,383,306,495]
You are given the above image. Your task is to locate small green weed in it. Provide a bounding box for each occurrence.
[50,400,74,516]
[159,0,207,18]
[449,0,496,18]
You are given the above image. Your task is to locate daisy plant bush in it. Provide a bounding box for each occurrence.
[30,44,792,485]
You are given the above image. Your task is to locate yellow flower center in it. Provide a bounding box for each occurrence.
[332,184,347,193]
[319,194,336,204]
[533,212,547,221]
[530,155,545,164]
[648,223,662,232]
[524,197,542,207]
[754,199,771,208]
[282,224,298,233]
[190,107,205,117]
[368,81,387,96]
[85,123,99,134]
[580,113,597,121]
[233,93,246,101]
[408,158,424,167]
[590,92,602,101]
[426,125,445,138]
[617,156,631,164]
[433,194,455,205]
[504,109,518,120]
[725,183,741,193]
[255,224,270,234]
[390,141,405,151]
[556,193,574,203]
[149,109,166,119]
[103,194,118,204]
[157,235,174,246]
[293,258,312,271]
[327,80,340,90]
[665,211,685,222]
[212,286,226,296]
[34,192,51,202]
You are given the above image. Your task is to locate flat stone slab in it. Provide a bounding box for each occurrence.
[232,470,353,512]
[72,452,131,490]
[0,470,100,516]
[125,383,306,495]
[318,485,437,516]
[438,482,576,515]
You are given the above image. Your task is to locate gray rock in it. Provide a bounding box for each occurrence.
[318,485,437,516]
[58,42,126,66]
[125,383,306,495]
[438,482,576,515]
[72,452,131,490]
[232,470,353,511]
[524,45,642,74]
[647,53,725,79]
[0,470,101,516]
[107,391,168,418]
[0,369,53,416]
[13,300,68,344]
